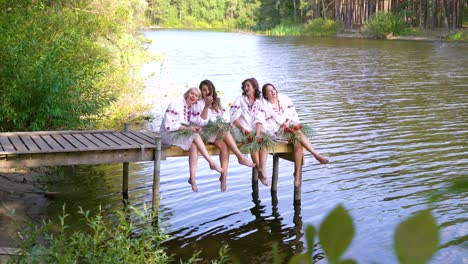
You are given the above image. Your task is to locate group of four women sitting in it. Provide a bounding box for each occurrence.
[160,78,329,192]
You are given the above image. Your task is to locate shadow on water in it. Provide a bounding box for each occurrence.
[162,184,324,263]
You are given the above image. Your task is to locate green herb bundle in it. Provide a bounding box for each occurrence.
[175,126,196,139]
[202,116,232,141]
[239,130,275,152]
[278,124,314,145]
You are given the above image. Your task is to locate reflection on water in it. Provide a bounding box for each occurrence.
[48,31,468,263]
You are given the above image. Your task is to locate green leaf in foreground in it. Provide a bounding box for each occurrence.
[394,210,439,264]
[318,204,354,263]
[305,225,316,256]
[288,253,312,264]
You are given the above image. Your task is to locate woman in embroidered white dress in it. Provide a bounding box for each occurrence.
[229,78,269,186]
[261,83,329,187]
[160,87,223,192]
[192,80,255,192]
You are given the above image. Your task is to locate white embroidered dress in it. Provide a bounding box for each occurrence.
[229,95,266,137]
[262,94,299,140]
[159,98,201,150]
[192,99,229,143]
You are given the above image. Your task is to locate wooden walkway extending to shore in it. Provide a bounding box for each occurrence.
[0,126,301,208]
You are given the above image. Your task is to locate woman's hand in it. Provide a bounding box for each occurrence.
[204,95,213,107]
[192,126,202,133]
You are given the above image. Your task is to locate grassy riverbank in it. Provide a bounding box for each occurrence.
[146,24,468,42]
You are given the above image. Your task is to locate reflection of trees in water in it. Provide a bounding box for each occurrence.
[163,187,312,263]
[47,163,150,229]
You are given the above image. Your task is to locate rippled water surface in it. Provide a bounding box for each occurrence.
[49,30,468,263]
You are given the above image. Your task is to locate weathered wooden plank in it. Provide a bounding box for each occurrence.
[62,134,87,149]
[51,134,76,151]
[82,133,109,148]
[0,149,155,168]
[102,133,133,147]
[0,130,114,137]
[110,132,144,146]
[138,131,159,141]
[128,131,154,144]
[30,135,53,152]
[0,137,16,152]
[92,133,121,147]
[73,134,100,149]
[41,135,64,150]
[19,135,41,152]
[8,136,28,152]
[117,132,150,146]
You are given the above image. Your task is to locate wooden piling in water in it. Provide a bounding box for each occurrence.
[122,123,130,201]
[152,137,162,211]
[271,155,279,193]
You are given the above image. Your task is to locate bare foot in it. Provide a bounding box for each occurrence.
[219,175,227,192]
[314,155,329,164]
[188,178,198,192]
[238,157,255,168]
[258,169,269,186]
[209,162,224,174]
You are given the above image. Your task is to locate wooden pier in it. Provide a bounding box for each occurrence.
[0,127,301,209]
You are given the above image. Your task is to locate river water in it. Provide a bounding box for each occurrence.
[49,30,467,263]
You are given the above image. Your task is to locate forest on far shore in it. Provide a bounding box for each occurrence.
[146,0,467,32]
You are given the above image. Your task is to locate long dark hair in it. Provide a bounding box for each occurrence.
[262,83,278,100]
[199,79,222,112]
[241,78,261,99]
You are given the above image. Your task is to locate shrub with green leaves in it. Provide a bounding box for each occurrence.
[303,18,341,37]
[0,0,154,132]
[447,31,467,41]
[362,12,408,38]
[10,204,172,263]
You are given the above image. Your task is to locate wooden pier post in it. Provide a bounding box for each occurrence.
[271,155,279,193]
[252,167,259,193]
[152,137,162,211]
[122,123,130,201]
[294,170,302,205]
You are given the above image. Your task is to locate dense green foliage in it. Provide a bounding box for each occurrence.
[9,204,232,263]
[147,0,466,32]
[303,19,342,37]
[0,0,154,132]
[10,205,172,263]
[362,12,408,38]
